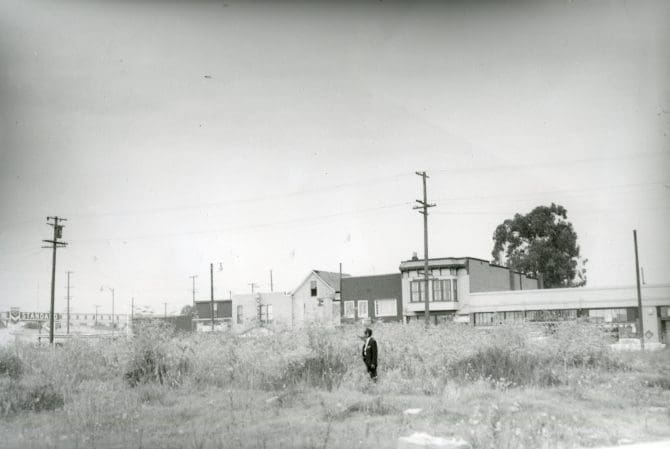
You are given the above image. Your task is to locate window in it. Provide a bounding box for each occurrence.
[374,299,397,317]
[265,305,273,323]
[453,279,458,301]
[410,280,427,302]
[588,308,630,323]
[432,280,452,301]
[236,305,243,324]
[344,301,355,318]
[310,280,317,297]
[357,300,368,318]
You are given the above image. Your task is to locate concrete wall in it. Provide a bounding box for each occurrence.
[467,260,538,292]
[232,292,293,329]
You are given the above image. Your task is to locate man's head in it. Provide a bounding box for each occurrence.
[364,328,372,338]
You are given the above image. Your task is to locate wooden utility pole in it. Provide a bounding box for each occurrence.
[130,297,134,332]
[94,305,100,326]
[248,282,258,296]
[163,302,168,319]
[633,230,645,351]
[66,271,73,334]
[210,263,215,331]
[189,275,198,305]
[414,172,435,327]
[42,216,68,344]
[270,270,274,292]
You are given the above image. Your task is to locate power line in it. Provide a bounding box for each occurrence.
[67,201,412,244]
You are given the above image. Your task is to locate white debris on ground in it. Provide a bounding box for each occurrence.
[592,440,670,449]
[397,432,469,449]
[403,408,423,415]
[610,338,666,352]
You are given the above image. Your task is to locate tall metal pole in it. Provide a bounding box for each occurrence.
[414,172,435,327]
[210,263,215,331]
[633,230,645,351]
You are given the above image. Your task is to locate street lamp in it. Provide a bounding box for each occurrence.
[100,286,115,332]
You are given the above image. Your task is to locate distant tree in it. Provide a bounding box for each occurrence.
[180,305,193,316]
[491,203,587,288]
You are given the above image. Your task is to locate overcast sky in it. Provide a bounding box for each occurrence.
[1,0,668,315]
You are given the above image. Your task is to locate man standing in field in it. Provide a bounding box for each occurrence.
[361,328,378,382]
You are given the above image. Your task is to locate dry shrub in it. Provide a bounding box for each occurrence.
[124,320,190,387]
[0,377,64,415]
[0,347,22,380]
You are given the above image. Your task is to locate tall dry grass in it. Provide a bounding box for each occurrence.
[0,319,630,414]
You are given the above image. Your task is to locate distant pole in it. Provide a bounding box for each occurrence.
[210,263,215,331]
[42,216,68,344]
[94,305,100,326]
[66,271,73,334]
[163,302,168,319]
[130,297,134,332]
[414,172,435,327]
[633,230,645,351]
[270,270,274,292]
[249,282,258,296]
[189,275,198,305]
[339,263,342,299]
[111,288,115,332]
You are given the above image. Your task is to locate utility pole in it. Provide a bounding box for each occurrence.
[210,263,215,331]
[633,230,645,351]
[414,172,436,327]
[189,275,198,305]
[130,297,134,333]
[189,275,198,332]
[270,270,274,292]
[163,302,168,319]
[248,282,258,296]
[42,216,68,344]
[65,271,73,334]
[94,305,100,326]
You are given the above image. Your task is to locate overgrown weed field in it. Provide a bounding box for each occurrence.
[0,322,668,449]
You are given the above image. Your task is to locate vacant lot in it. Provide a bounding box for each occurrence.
[0,322,668,449]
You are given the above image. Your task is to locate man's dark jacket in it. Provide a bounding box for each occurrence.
[362,337,378,368]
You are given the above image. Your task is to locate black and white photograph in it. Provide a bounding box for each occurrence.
[1,1,669,448]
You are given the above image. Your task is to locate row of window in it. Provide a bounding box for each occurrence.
[343,299,397,319]
[409,279,458,302]
[473,308,636,326]
[71,315,120,321]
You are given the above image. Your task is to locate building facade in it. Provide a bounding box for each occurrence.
[340,274,403,324]
[232,292,293,328]
[292,270,349,326]
[400,256,538,323]
[193,299,232,330]
[460,283,670,344]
